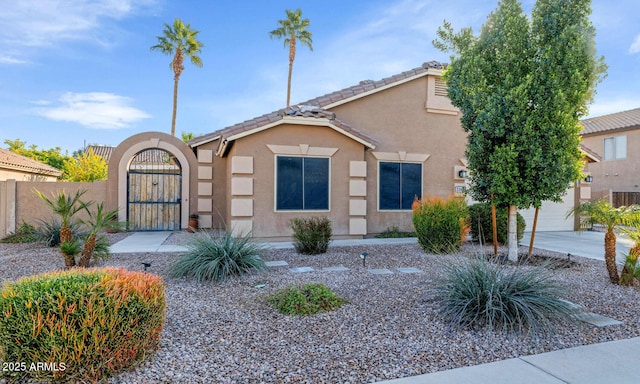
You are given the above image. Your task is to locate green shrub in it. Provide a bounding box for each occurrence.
[268,283,346,316]
[468,203,526,244]
[412,196,470,254]
[0,267,166,383]
[0,222,39,243]
[375,226,416,238]
[290,216,332,254]
[431,257,577,334]
[168,231,266,282]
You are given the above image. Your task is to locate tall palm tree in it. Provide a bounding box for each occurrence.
[569,199,639,284]
[151,18,204,137]
[270,8,313,107]
[34,189,88,268]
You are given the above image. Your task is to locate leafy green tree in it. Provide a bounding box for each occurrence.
[270,8,313,107]
[4,138,70,171]
[151,18,204,137]
[435,0,606,260]
[63,148,108,182]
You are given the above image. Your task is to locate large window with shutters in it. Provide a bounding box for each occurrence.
[276,156,329,211]
[378,162,422,210]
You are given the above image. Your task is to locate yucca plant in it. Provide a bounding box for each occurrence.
[168,231,267,282]
[34,189,90,268]
[431,256,578,335]
[78,202,119,267]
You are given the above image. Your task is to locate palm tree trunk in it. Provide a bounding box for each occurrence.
[60,225,75,268]
[79,234,96,267]
[604,230,620,284]
[171,75,179,137]
[286,37,296,107]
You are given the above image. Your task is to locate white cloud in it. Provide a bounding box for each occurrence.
[587,98,640,118]
[0,55,30,65]
[630,34,640,54]
[36,92,150,129]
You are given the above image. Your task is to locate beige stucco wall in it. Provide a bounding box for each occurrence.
[582,129,640,194]
[329,75,467,234]
[0,168,59,182]
[225,123,366,240]
[193,139,228,230]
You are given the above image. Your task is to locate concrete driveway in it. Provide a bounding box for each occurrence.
[520,230,633,262]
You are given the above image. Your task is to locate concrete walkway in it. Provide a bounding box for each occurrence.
[109,231,639,383]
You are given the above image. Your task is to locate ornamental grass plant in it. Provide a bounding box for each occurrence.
[268,283,346,316]
[168,231,267,282]
[431,256,578,335]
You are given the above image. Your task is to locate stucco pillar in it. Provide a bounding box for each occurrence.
[0,179,17,238]
[230,156,254,236]
[349,161,367,235]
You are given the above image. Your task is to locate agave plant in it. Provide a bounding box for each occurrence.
[78,202,119,267]
[34,189,90,268]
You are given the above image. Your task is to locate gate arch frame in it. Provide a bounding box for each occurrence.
[106,132,198,230]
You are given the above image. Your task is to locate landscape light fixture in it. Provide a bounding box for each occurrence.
[584,175,593,183]
[142,262,151,271]
[458,170,468,179]
[360,252,368,267]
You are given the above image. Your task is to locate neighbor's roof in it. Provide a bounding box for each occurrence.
[88,145,114,163]
[0,148,63,177]
[190,61,447,149]
[579,143,601,162]
[581,108,640,136]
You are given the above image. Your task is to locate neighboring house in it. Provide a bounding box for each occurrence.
[0,148,63,181]
[189,61,470,239]
[581,107,640,206]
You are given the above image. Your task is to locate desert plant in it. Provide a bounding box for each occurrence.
[268,283,346,316]
[412,196,470,254]
[431,256,578,334]
[36,217,85,247]
[0,267,166,383]
[78,202,119,267]
[34,189,90,267]
[168,231,267,282]
[468,203,526,244]
[0,222,39,243]
[290,216,332,254]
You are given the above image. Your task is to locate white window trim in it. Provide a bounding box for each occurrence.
[273,155,332,213]
[377,160,423,212]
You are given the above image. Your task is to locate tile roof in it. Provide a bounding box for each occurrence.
[0,148,63,177]
[579,143,601,162]
[191,61,446,149]
[580,108,640,136]
[87,145,114,163]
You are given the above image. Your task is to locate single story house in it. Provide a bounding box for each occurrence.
[0,148,62,181]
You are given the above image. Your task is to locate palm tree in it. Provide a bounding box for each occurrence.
[34,189,89,268]
[569,199,639,284]
[151,18,204,137]
[270,8,313,107]
[78,202,119,267]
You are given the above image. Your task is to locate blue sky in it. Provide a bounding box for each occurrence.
[1,0,639,154]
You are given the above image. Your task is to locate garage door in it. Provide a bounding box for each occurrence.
[520,187,575,232]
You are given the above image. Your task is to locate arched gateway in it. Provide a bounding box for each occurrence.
[106,132,198,231]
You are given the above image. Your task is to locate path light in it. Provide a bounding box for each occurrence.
[360,252,368,267]
[142,262,151,271]
[584,175,593,183]
[458,170,468,179]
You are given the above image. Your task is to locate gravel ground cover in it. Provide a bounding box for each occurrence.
[1,231,639,383]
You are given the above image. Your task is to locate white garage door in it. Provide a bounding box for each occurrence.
[520,188,575,232]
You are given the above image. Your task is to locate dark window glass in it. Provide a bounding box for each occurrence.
[379,162,422,210]
[276,157,329,210]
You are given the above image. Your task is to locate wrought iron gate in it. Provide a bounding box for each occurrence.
[127,148,182,231]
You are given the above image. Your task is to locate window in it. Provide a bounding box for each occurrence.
[276,156,329,210]
[379,162,422,210]
[604,135,627,160]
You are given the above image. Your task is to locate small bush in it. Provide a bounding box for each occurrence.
[36,217,85,247]
[468,203,526,244]
[168,231,267,282]
[0,267,166,383]
[431,257,578,334]
[375,226,416,238]
[0,222,39,243]
[268,283,346,316]
[412,196,470,254]
[290,216,332,254]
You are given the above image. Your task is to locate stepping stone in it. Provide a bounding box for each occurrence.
[367,268,393,275]
[265,260,289,267]
[396,267,422,274]
[290,266,315,273]
[576,312,623,327]
[323,266,349,272]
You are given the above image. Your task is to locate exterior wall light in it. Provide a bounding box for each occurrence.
[584,175,593,183]
[458,170,468,179]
